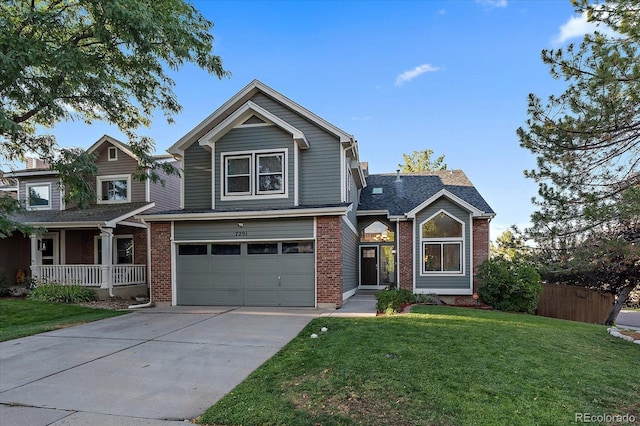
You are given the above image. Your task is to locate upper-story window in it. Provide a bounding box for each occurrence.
[222,149,287,199]
[97,174,131,204]
[420,211,464,274]
[107,146,118,161]
[26,183,51,210]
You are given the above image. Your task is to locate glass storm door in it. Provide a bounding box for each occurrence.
[380,245,396,286]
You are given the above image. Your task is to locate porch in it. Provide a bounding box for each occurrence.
[31,264,146,287]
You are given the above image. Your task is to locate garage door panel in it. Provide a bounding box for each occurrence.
[245,257,279,274]
[280,274,315,290]
[176,242,315,307]
[245,289,281,306]
[179,289,242,305]
[279,290,314,306]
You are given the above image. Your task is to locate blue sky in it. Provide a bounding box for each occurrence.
[44,0,602,239]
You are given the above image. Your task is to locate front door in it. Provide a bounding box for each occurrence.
[41,233,59,265]
[360,246,378,286]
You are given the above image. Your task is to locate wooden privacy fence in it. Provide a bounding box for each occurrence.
[536,283,614,324]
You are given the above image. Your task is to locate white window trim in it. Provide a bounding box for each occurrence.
[26,182,52,210]
[107,146,118,161]
[419,209,465,276]
[94,234,134,264]
[220,148,288,201]
[255,152,286,195]
[224,153,252,196]
[97,174,131,204]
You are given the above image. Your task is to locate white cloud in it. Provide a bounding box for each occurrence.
[395,64,440,86]
[553,10,617,45]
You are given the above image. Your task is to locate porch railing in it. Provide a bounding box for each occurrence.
[35,264,146,287]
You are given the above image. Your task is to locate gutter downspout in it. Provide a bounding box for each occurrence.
[128,217,153,309]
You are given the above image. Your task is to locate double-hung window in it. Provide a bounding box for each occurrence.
[223,150,287,198]
[97,174,131,203]
[420,211,464,274]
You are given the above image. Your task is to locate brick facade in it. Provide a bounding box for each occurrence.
[316,215,343,309]
[150,221,172,304]
[397,220,413,291]
[472,218,490,293]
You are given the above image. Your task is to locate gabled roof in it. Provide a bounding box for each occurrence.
[10,202,155,228]
[169,79,356,158]
[86,135,137,160]
[198,100,309,150]
[358,171,495,218]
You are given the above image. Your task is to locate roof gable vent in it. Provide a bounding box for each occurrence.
[242,115,266,125]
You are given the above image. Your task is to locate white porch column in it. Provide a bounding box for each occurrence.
[99,227,114,290]
[30,234,42,279]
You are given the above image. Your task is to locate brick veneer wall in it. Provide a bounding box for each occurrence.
[398,220,413,291]
[150,221,172,303]
[133,228,147,266]
[316,216,343,309]
[472,218,490,293]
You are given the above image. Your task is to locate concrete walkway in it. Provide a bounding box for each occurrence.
[0,294,379,426]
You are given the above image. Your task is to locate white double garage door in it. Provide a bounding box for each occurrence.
[174,219,315,307]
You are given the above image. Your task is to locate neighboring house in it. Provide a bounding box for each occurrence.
[0,135,181,297]
[0,175,18,199]
[142,80,495,308]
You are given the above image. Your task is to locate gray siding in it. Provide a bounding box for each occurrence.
[94,143,145,203]
[414,198,471,291]
[18,177,62,210]
[174,218,314,241]
[180,92,345,210]
[251,93,343,206]
[215,125,295,210]
[183,143,212,209]
[149,160,181,212]
[341,218,359,293]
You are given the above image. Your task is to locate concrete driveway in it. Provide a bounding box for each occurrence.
[0,306,320,425]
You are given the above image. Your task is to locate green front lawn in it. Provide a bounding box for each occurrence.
[0,299,129,342]
[199,306,639,426]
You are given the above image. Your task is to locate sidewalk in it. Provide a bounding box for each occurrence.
[323,290,377,317]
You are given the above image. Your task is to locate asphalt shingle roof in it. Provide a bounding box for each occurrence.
[13,202,153,225]
[359,170,495,216]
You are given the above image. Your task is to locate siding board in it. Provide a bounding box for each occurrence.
[94,144,145,203]
[183,143,212,209]
[342,219,359,293]
[174,218,314,241]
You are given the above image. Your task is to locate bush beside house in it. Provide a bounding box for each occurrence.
[476,256,542,314]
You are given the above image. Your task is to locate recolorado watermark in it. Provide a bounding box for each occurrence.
[575,412,636,423]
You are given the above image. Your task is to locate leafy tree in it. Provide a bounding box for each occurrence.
[0,0,229,236]
[398,149,447,172]
[517,0,639,324]
[490,228,529,260]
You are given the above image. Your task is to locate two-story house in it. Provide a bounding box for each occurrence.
[142,80,495,308]
[0,135,180,298]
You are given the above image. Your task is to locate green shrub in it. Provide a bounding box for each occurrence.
[0,271,10,297]
[28,283,96,304]
[476,256,542,314]
[375,288,416,315]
